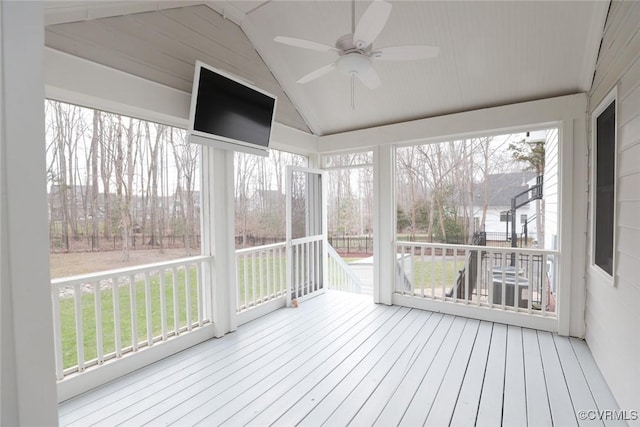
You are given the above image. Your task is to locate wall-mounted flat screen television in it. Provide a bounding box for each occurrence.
[188,61,277,156]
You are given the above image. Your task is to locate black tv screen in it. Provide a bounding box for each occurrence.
[189,62,276,153]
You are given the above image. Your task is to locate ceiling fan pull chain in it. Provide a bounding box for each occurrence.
[351,74,356,110]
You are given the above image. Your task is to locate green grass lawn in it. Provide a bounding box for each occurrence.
[405,258,466,289]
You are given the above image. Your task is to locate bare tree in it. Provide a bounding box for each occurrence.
[171,130,199,256]
[234,152,258,246]
[145,122,165,248]
[100,113,116,239]
[90,110,101,249]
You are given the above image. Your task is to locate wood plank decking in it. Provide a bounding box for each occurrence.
[59,291,624,426]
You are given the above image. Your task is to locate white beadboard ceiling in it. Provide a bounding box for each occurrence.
[44,1,609,137]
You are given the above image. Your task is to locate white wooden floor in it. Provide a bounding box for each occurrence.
[59,291,624,427]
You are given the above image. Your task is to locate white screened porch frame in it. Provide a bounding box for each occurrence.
[285,165,328,306]
[318,94,587,337]
[45,47,589,402]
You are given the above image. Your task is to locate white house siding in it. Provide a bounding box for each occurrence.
[586,0,640,414]
[482,206,534,240]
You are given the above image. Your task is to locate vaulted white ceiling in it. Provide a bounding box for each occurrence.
[44,1,609,137]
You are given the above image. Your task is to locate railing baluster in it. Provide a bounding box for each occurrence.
[258,251,264,304]
[441,247,446,300]
[311,240,321,291]
[299,243,304,297]
[464,249,470,303]
[94,281,104,363]
[420,246,425,297]
[527,254,534,313]
[279,246,285,296]
[73,284,84,372]
[243,253,249,310]
[185,265,192,332]
[52,286,64,379]
[539,254,551,315]
[310,240,315,292]
[144,272,153,345]
[112,276,121,357]
[477,249,483,307]
[251,252,257,306]
[196,261,203,325]
[318,241,323,291]
[501,265,507,309]
[159,268,167,341]
[235,254,241,313]
[266,248,272,299]
[294,244,300,299]
[307,241,312,293]
[129,274,138,351]
[172,267,179,335]
[273,247,279,296]
[430,245,435,298]
[486,252,496,307]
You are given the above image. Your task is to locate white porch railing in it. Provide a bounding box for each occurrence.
[235,242,287,313]
[235,240,364,313]
[395,241,558,317]
[50,256,211,380]
[327,244,363,293]
[289,236,324,301]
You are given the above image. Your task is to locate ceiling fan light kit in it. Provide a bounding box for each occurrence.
[337,53,371,77]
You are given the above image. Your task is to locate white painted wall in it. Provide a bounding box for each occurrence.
[0,2,59,425]
[585,0,640,413]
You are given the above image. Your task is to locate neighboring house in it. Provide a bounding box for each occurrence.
[48,183,94,221]
[475,171,538,239]
[475,128,558,251]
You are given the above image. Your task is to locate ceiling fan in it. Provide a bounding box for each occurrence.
[273,0,440,91]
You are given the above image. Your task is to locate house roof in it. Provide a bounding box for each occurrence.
[43,1,609,137]
[484,172,538,207]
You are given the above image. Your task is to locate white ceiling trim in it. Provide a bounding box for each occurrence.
[579,0,610,92]
[203,1,246,26]
[317,93,586,153]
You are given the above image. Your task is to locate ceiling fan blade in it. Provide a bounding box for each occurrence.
[372,45,440,61]
[353,0,392,50]
[297,63,337,84]
[356,66,381,89]
[274,36,340,54]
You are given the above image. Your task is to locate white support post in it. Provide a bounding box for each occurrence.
[557,117,586,337]
[202,147,237,336]
[0,2,59,425]
[373,144,395,305]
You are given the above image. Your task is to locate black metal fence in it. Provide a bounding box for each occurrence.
[328,236,374,255]
[50,233,201,253]
[397,232,532,248]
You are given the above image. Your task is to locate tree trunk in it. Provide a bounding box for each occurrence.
[91,110,100,250]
